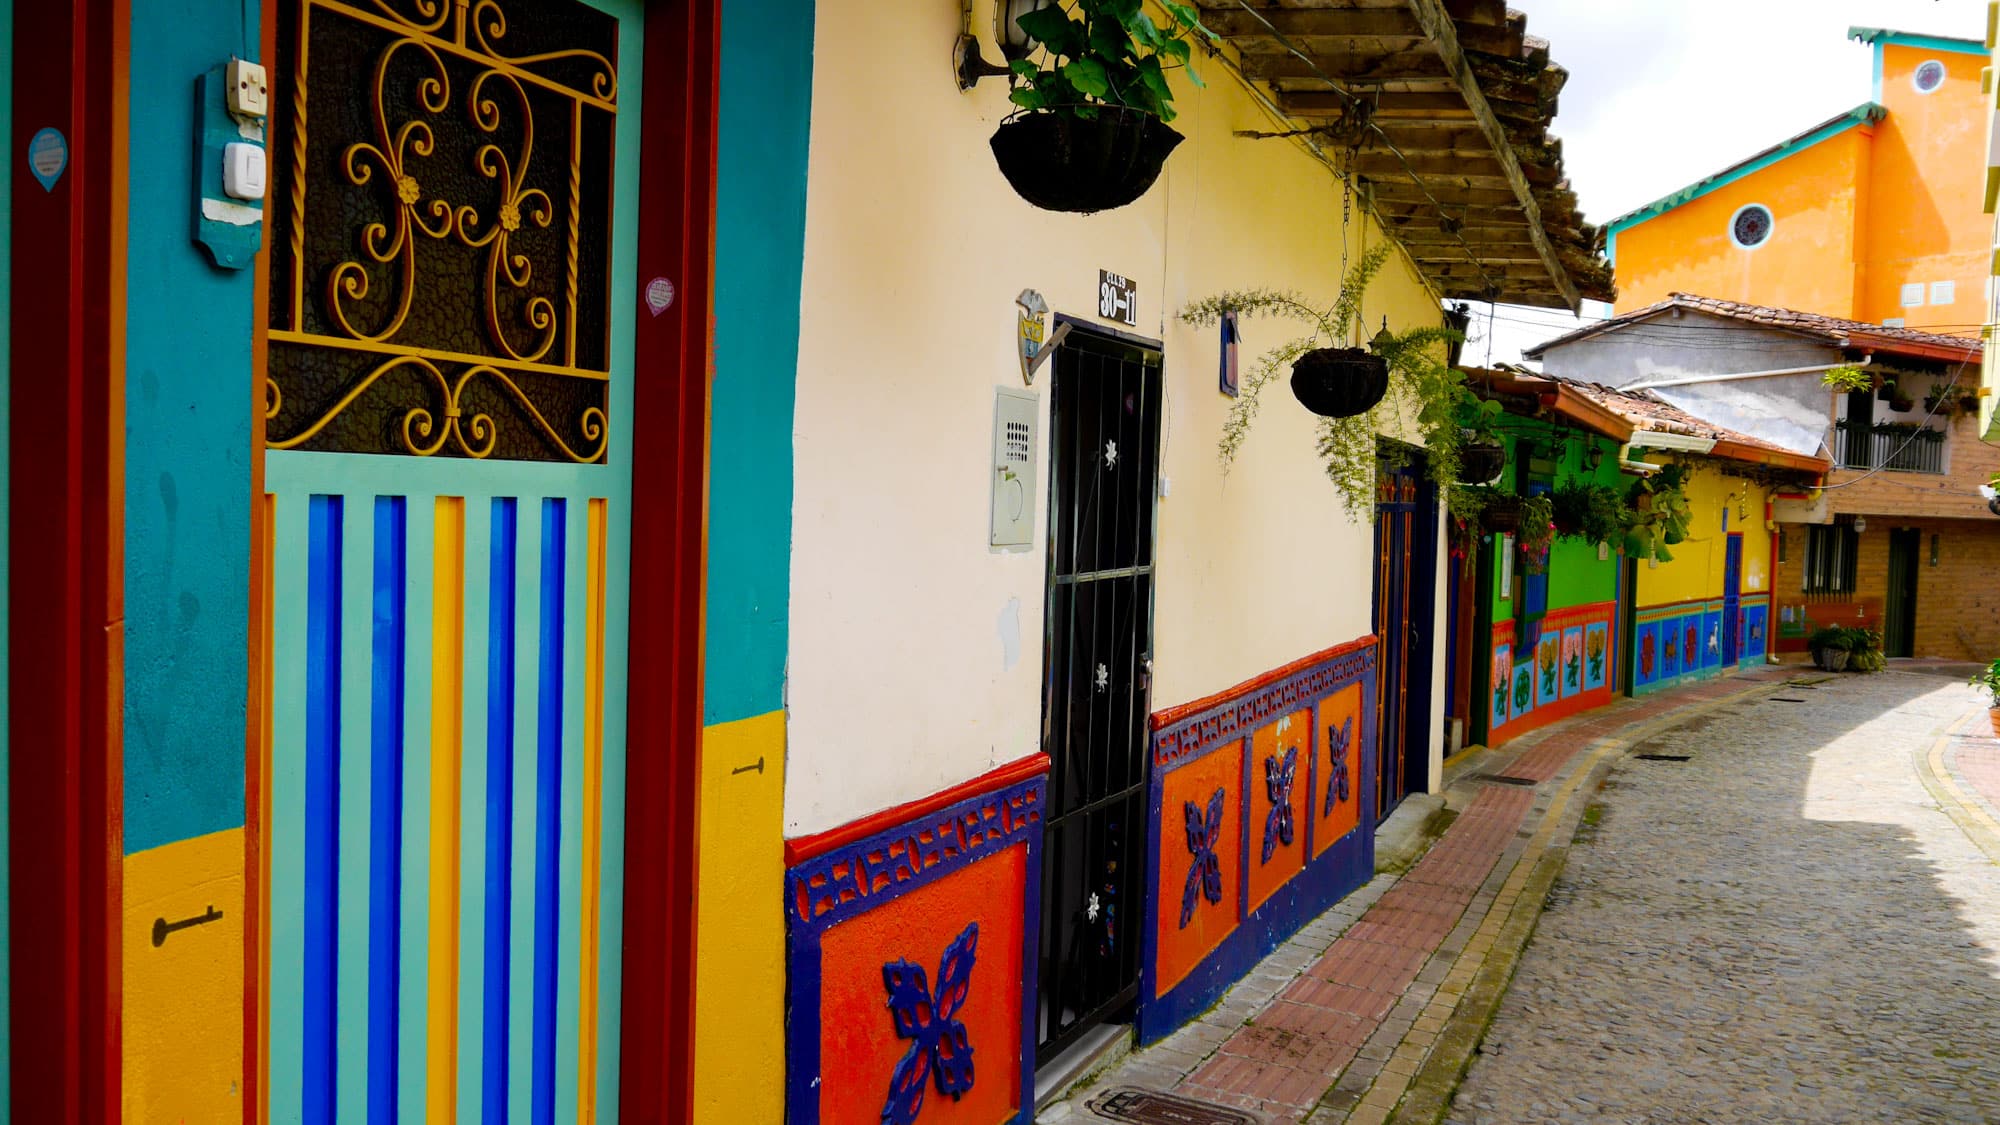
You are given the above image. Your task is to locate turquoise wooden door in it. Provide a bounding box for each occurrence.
[259,1,641,1119]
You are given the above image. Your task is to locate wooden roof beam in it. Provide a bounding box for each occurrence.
[1404,0,1579,310]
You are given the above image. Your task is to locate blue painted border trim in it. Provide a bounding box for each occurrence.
[783,771,1048,1125]
[303,495,343,1125]
[482,498,519,1123]
[1605,104,1886,237]
[532,499,566,1125]
[367,497,407,1125]
[1136,643,1378,1044]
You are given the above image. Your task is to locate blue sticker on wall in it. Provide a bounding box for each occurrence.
[28,127,67,192]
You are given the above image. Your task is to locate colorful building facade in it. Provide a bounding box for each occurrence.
[1608,28,1991,332]
[4,1,1619,1122]
[1462,370,1822,747]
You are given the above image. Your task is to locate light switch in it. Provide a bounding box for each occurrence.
[227,58,269,119]
[224,142,266,201]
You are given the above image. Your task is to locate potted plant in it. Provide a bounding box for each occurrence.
[994,2,1215,214]
[1516,494,1555,574]
[1821,365,1873,393]
[1841,626,1885,672]
[1876,376,1900,403]
[1620,463,1691,562]
[1551,479,1624,546]
[1481,492,1522,532]
[1925,380,1980,420]
[1183,245,1473,524]
[1808,625,1851,672]
[1969,658,2000,737]
[1458,398,1507,485]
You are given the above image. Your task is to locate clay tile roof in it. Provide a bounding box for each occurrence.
[1522,292,1984,362]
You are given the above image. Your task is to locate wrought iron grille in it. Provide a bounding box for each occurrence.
[1038,329,1162,1063]
[266,0,618,462]
[1833,419,1946,474]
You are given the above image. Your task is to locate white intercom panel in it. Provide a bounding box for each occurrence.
[991,387,1039,549]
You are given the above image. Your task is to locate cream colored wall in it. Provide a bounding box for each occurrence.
[1631,458,1773,609]
[785,3,1446,835]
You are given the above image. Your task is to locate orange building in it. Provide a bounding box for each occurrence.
[1608,28,1991,333]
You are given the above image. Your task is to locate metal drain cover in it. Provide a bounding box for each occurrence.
[1086,1087,1260,1124]
[1475,773,1538,787]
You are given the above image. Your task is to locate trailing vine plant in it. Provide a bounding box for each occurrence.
[1180,245,1473,521]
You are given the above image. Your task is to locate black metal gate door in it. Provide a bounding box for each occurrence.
[1037,325,1162,1063]
[1885,528,1920,657]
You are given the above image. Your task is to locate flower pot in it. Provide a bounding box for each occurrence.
[1891,397,1914,413]
[1876,383,1896,402]
[1811,647,1850,673]
[989,109,1184,215]
[1481,495,1521,533]
[1459,442,1505,485]
[1289,346,1390,418]
[1924,396,1943,415]
[1991,707,2000,738]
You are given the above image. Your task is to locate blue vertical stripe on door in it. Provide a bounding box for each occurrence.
[369,497,408,1124]
[303,495,344,1125]
[483,498,519,1123]
[532,499,566,1124]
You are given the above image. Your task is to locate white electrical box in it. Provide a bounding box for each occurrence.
[991,388,1039,549]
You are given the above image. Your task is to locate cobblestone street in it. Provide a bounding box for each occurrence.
[1447,668,2000,1124]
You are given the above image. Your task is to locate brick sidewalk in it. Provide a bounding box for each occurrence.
[1042,666,1793,1125]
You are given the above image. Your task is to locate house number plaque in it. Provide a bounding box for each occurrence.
[1099,270,1138,326]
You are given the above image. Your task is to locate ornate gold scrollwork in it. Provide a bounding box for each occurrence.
[268,0,616,463]
[269,354,607,462]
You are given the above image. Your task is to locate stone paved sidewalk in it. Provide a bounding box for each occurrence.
[1446,668,2000,1124]
[1040,664,1795,1125]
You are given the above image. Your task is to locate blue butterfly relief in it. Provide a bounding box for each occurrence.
[1323,716,1352,816]
[1261,746,1297,862]
[881,922,979,1125]
[1178,788,1226,929]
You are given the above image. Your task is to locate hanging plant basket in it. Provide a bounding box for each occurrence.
[1891,395,1915,413]
[990,108,1184,215]
[1480,494,1522,532]
[1459,442,1506,485]
[1289,347,1390,418]
[1876,381,1897,402]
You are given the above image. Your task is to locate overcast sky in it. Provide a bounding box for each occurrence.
[1470,0,1989,366]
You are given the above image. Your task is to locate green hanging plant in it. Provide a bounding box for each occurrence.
[1516,494,1555,574]
[1182,245,1473,522]
[1820,365,1873,393]
[1619,463,1692,562]
[1007,0,1215,123]
[1550,479,1625,547]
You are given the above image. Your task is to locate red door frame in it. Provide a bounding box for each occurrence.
[10,0,127,1118]
[620,1,720,1121]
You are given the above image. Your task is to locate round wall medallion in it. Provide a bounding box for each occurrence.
[1729,203,1774,250]
[1913,59,1946,93]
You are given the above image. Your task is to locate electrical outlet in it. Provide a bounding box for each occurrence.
[227,58,269,119]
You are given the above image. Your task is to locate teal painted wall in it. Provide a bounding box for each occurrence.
[705,0,812,727]
[122,0,257,854]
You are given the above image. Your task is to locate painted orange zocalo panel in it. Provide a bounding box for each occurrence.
[818,844,1026,1125]
[1313,684,1364,859]
[1153,738,1244,997]
[1245,709,1311,914]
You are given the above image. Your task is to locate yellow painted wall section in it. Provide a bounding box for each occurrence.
[1633,460,1772,608]
[785,1,1443,835]
[1611,129,1870,317]
[1859,44,1992,328]
[122,826,245,1121]
[776,0,1440,836]
[693,710,787,1125]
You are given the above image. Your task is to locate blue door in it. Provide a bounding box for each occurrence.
[1721,534,1742,667]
